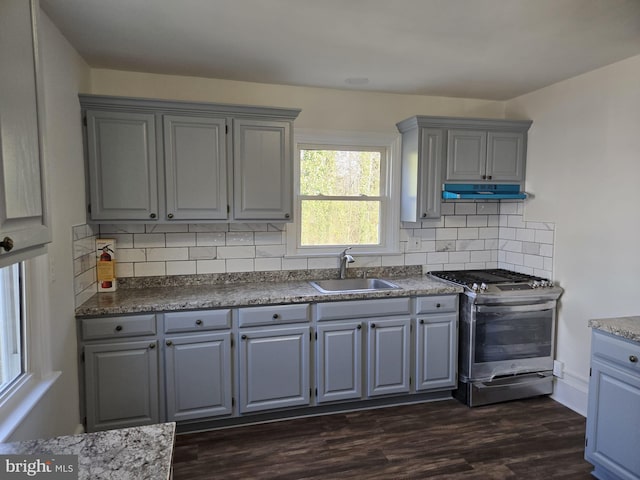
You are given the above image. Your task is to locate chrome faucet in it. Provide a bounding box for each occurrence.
[338,247,355,279]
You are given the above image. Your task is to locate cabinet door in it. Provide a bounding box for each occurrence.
[163,115,228,220]
[86,110,158,221]
[415,313,457,391]
[445,129,487,181]
[232,119,292,221]
[238,325,310,413]
[585,358,640,480]
[486,132,525,182]
[367,318,411,397]
[0,0,50,262]
[84,340,159,432]
[165,332,232,421]
[316,321,363,403]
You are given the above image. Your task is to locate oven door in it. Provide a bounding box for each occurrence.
[467,301,556,381]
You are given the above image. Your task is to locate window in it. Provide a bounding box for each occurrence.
[0,263,24,393]
[288,130,400,256]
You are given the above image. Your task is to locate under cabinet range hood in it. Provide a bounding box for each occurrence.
[442,183,528,200]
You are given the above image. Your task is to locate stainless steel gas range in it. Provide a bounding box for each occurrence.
[428,269,564,407]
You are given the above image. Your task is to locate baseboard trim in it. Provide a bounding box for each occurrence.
[551,371,589,417]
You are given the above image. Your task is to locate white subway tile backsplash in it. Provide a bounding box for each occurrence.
[478,227,499,239]
[381,255,405,267]
[524,254,544,269]
[467,215,488,227]
[420,217,445,228]
[254,232,285,245]
[254,258,282,271]
[405,253,428,265]
[458,228,479,240]
[134,233,166,248]
[516,228,536,242]
[414,228,436,240]
[166,233,196,247]
[507,215,526,229]
[436,228,458,241]
[522,242,541,255]
[440,203,455,215]
[499,227,516,240]
[226,232,255,245]
[535,230,554,244]
[146,224,189,233]
[217,246,256,259]
[505,251,524,265]
[116,262,134,278]
[454,203,477,215]
[226,259,255,272]
[540,244,553,257]
[444,216,467,228]
[229,223,269,232]
[147,247,189,262]
[308,257,335,269]
[435,240,455,252]
[134,262,166,277]
[108,233,134,249]
[118,248,146,263]
[500,203,519,215]
[100,224,146,234]
[256,245,286,258]
[470,250,492,263]
[282,257,308,270]
[449,251,471,263]
[477,202,499,215]
[189,246,217,260]
[427,252,449,264]
[487,215,500,227]
[456,239,485,251]
[166,261,197,276]
[194,259,224,274]
[196,232,226,246]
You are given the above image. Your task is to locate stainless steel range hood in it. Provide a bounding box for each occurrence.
[442,183,527,200]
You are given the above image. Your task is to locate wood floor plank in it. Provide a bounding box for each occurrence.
[173,397,594,479]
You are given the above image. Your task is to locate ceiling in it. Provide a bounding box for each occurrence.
[41,0,640,101]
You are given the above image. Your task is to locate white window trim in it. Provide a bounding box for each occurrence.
[287,129,401,257]
[0,253,60,442]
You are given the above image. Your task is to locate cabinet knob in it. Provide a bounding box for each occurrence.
[420,319,424,324]
[284,213,290,219]
[241,334,248,340]
[630,355,638,363]
[436,303,441,308]
[166,340,173,346]
[0,237,14,252]
[149,213,156,219]
[422,213,427,218]
[195,319,203,326]
[487,175,492,180]
[167,213,174,219]
[357,324,362,330]
[371,323,376,328]
[149,343,156,349]
[272,313,280,319]
[115,325,123,332]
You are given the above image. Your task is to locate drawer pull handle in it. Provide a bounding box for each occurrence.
[241,335,248,340]
[149,343,156,349]
[195,319,203,326]
[272,314,280,319]
[630,355,638,363]
[166,340,173,346]
[115,325,123,332]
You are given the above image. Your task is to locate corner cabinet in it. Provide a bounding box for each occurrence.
[396,116,531,222]
[0,0,50,264]
[585,329,640,480]
[80,95,300,223]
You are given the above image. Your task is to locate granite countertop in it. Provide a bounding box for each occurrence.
[76,274,462,317]
[589,316,640,343]
[0,423,175,480]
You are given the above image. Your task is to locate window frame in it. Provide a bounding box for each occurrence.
[0,254,59,441]
[287,129,401,257]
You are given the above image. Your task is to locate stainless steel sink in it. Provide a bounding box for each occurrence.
[309,278,401,293]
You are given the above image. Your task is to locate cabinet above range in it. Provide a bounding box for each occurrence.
[396,115,532,221]
[80,95,300,223]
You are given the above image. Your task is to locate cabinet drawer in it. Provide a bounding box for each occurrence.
[164,309,231,333]
[238,304,310,327]
[592,330,640,373]
[316,297,410,321]
[81,314,156,341]
[415,295,458,314]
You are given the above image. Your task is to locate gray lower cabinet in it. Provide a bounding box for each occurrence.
[84,340,160,432]
[366,318,411,396]
[238,325,311,414]
[585,329,640,480]
[316,321,363,403]
[164,332,232,421]
[80,95,300,223]
[0,0,50,263]
[414,313,457,390]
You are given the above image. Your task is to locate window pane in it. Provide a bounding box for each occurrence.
[300,200,380,246]
[300,149,381,196]
[0,263,23,392]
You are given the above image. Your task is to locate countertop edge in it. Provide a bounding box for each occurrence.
[589,316,640,344]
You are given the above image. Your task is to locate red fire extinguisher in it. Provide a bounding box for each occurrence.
[99,245,114,289]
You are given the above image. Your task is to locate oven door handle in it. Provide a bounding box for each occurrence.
[476,301,556,314]
[475,373,552,389]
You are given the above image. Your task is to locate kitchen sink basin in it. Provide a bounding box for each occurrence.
[309,278,401,293]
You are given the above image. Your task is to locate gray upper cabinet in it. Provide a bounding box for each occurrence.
[80,95,300,223]
[0,0,50,264]
[397,116,531,221]
[86,110,158,221]
[233,119,292,221]
[163,115,227,220]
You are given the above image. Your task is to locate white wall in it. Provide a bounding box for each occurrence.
[506,54,640,415]
[88,69,506,132]
[9,11,90,440]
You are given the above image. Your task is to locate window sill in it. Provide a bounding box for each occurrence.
[0,371,61,442]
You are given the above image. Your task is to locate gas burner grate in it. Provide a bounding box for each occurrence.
[429,269,547,288]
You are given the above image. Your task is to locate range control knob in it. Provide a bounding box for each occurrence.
[471,283,479,292]
[480,283,488,292]
[532,281,541,288]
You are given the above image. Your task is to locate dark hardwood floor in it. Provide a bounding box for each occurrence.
[173,397,594,479]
